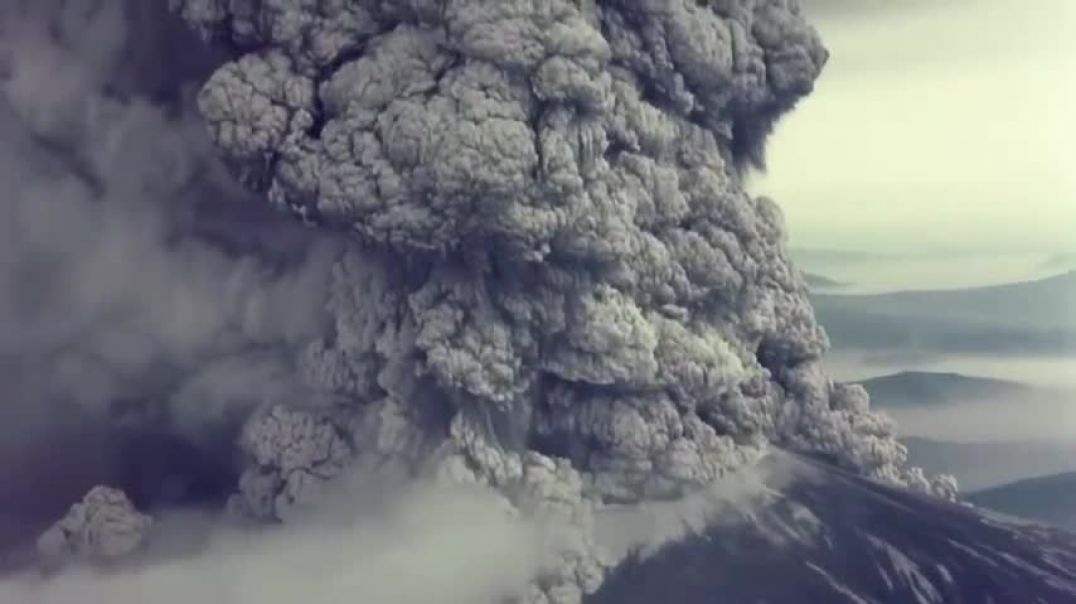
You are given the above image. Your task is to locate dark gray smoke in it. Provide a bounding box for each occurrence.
[0,0,955,601]
[0,0,338,552]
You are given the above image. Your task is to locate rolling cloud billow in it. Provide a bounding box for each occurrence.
[0,1,984,602]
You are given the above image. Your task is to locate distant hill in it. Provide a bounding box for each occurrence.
[790,248,891,267]
[856,371,1032,407]
[1043,253,1076,272]
[803,272,847,290]
[812,271,1076,354]
[816,270,1076,329]
[969,472,1076,531]
[903,437,1076,491]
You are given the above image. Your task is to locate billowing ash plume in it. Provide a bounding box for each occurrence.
[36,487,152,568]
[172,0,954,494]
[173,0,954,600]
[0,0,956,601]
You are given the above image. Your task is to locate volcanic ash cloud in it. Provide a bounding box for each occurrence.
[168,0,959,599]
[2,1,956,602]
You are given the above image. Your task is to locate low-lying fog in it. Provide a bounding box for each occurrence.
[882,388,1076,443]
[829,350,1076,488]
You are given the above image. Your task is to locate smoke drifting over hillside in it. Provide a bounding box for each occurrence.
[0,0,953,601]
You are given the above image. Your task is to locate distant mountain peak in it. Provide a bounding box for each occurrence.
[855,371,1032,407]
[803,272,848,289]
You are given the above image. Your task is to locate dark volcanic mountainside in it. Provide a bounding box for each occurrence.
[591,456,1076,604]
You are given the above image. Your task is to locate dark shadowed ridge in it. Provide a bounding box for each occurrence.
[590,455,1076,604]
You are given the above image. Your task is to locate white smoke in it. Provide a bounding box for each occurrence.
[0,476,557,604]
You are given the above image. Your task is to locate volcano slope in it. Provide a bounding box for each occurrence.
[591,454,1076,604]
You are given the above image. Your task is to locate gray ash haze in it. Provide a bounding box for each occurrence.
[0,0,345,554]
[18,0,1074,602]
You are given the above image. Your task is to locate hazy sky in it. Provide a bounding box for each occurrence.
[752,0,1076,254]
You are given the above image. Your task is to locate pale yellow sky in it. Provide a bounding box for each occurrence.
[752,0,1076,254]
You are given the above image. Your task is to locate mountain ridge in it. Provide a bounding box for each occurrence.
[969,471,1076,531]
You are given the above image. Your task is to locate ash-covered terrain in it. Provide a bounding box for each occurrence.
[0,0,1073,602]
